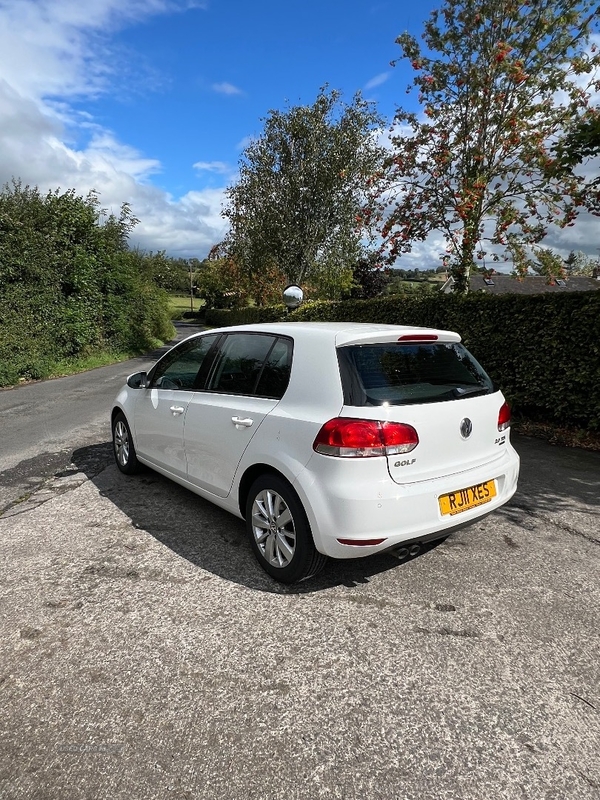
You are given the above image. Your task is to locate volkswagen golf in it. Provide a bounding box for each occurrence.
[112,322,520,583]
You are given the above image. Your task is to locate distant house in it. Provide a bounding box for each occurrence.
[441,273,600,294]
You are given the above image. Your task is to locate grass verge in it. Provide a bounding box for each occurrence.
[1,341,169,390]
[44,350,147,380]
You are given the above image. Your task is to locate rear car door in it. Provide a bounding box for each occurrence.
[133,334,218,479]
[184,333,292,497]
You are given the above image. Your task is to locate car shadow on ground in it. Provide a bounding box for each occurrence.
[70,434,600,594]
[70,442,443,594]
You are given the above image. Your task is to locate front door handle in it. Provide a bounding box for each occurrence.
[170,406,185,416]
[232,416,253,428]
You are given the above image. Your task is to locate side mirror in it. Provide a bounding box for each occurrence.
[127,371,148,389]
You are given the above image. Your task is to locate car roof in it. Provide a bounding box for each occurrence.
[204,321,462,346]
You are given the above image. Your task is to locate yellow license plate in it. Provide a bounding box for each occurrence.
[439,480,497,516]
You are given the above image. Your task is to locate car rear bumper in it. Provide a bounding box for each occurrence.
[293,445,520,559]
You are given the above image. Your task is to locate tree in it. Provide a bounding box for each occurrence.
[530,247,568,280]
[564,248,599,275]
[558,107,600,212]
[202,245,287,306]
[561,108,600,161]
[195,257,250,309]
[222,87,385,300]
[0,180,170,384]
[151,255,195,293]
[350,251,391,298]
[505,240,600,281]
[376,0,600,293]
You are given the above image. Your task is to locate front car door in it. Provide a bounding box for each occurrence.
[132,334,218,479]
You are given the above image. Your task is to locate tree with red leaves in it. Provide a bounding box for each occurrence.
[375,0,600,293]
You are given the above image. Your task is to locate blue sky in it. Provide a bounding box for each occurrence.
[70,1,433,195]
[0,0,598,267]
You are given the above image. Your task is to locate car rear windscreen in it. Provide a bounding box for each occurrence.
[337,342,495,406]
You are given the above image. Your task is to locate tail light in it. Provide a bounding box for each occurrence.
[313,418,419,458]
[498,402,511,431]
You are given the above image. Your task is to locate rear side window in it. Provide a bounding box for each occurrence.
[207,333,292,398]
[255,337,292,398]
[338,342,494,406]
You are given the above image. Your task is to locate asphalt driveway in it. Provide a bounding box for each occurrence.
[0,433,598,800]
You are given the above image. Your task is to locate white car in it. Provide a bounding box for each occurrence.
[111,322,520,583]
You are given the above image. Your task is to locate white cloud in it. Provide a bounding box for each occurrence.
[391,201,600,274]
[389,234,449,272]
[128,187,229,257]
[193,160,231,174]
[235,135,253,150]
[538,207,600,260]
[211,81,244,96]
[0,0,185,101]
[0,0,226,259]
[364,72,390,91]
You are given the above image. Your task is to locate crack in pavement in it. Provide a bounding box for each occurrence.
[0,445,113,519]
[0,471,90,518]
[2,441,599,553]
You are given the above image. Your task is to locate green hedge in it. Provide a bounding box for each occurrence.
[205,291,600,431]
[205,305,287,327]
[0,183,173,386]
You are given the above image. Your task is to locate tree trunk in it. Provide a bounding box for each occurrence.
[451,224,477,294]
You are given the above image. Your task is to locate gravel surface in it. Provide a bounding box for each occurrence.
[0,433,598,799]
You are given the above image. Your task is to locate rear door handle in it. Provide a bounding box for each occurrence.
[232,416,253,428]
[170,406,185,416]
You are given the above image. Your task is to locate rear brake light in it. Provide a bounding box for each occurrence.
[498,402,511,431]
[397,334,438,341]
[313,418,419,458]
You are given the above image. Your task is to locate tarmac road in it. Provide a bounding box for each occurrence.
[0,333,599,800]
[0,322,205,513]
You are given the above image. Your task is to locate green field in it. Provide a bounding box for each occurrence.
[168,294,204,319]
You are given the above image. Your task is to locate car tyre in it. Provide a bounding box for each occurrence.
[246,474,327,584]
[112,412,142,475]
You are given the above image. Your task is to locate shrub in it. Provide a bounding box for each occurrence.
[0,182,173,385]
[205,305,286,327]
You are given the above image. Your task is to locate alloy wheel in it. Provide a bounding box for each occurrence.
[114,420,130,467]
[251,489,297,568]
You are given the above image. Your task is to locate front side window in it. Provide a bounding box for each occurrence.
[207,333,292,398]
[149,334,218,391]
[338,342,494,406]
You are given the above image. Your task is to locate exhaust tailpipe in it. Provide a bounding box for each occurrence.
[390,543,422,560]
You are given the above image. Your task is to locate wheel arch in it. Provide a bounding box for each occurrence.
[111,405,126,427]
[241,467,327,583]
[238,463,291,519]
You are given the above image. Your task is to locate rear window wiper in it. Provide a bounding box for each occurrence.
[452,386,490,398]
